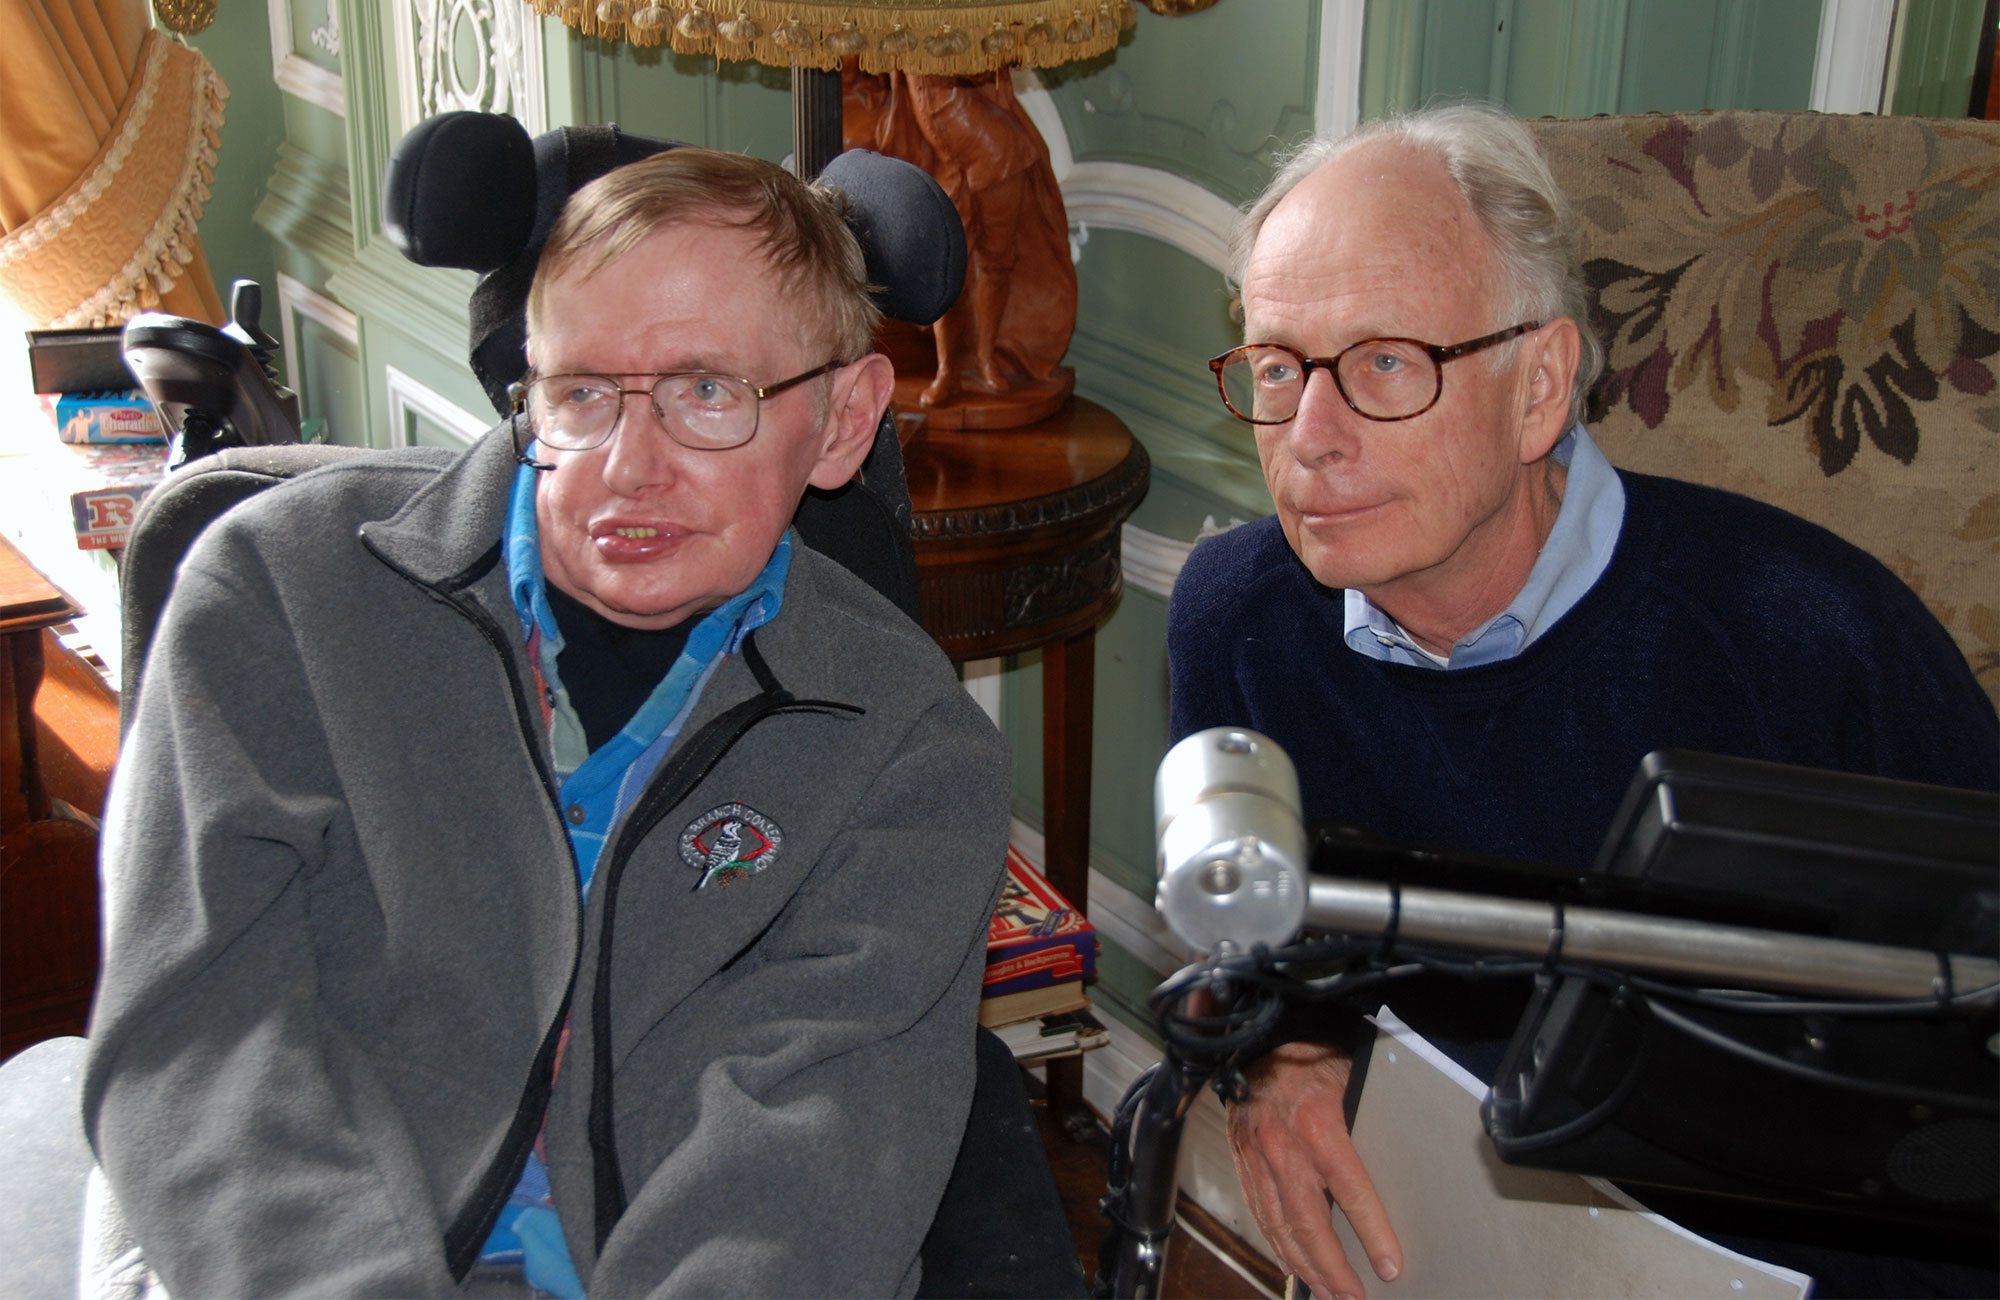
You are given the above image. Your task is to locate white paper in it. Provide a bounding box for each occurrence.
[1316,1007,1812,1299]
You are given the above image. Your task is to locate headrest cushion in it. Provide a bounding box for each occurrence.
[381,113,967,415]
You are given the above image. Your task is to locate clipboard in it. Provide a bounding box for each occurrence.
[1317,1008,1811,1298]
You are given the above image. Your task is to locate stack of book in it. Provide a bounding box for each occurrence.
[981,845,1106,1063]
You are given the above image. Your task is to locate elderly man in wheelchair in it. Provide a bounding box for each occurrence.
[1,123,1083,1299]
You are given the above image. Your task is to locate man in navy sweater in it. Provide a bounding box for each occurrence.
[1167,104,1998,1300]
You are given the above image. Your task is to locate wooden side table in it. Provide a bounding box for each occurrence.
[902,397,1149,1119]
[2,535,102,1058]
[2,535,84,827]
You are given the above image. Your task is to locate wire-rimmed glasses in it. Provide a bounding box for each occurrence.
[519,360,842,452]
[1208,323,1542,425]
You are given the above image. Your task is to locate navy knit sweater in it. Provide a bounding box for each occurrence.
[1167,469,2000,1293]
[1169,470,1998,875]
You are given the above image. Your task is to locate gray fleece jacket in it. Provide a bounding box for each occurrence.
[82,429,1010,1298]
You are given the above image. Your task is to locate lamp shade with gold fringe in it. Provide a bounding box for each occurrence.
[524,1,1147,76]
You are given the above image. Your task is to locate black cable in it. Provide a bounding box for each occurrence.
[1614,971,2000,1019]
[1488,988,1658,1155]
[1643,997,1994,1111]
[1101,1062,1158,1200]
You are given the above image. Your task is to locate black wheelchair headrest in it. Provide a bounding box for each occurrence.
[381,112,966,416]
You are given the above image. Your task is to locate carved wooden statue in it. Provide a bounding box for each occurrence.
[847,66,1076,429]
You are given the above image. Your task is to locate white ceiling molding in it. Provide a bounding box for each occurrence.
[1316,0,1365,140]
[385,364,491,448]
[268,0,346,116]
[1811,0,1898,113]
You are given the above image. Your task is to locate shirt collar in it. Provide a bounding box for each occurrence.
[503,462,791,657]
[1342,424,1626,670]
[506,462,561,647]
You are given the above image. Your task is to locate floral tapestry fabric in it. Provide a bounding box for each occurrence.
[1530,112,2000,706]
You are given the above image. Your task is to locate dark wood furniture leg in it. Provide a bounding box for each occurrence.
[1041,628,1095,1133]
[5,626,53,825]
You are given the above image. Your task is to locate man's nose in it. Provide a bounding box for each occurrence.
[600,394,682,492]
[1282,367,1361,464]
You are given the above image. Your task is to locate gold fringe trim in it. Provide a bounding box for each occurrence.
[521,0,1139,76]
[0,33,229,327]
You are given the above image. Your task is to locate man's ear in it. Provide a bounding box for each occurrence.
[1515,317,1582,465]
[807,352,897,490]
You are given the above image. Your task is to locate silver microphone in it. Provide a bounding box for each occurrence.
[1153,727,1309,954]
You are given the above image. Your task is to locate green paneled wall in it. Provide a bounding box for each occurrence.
[186,3,287,319]
[561,40,792,152]
[290,311,365,449]
[1043,0,1319,202]
[1068,229,1265,516]
[1360,0,1821,120]
[1893,0,1993,116]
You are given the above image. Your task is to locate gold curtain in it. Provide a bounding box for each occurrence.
[0,0,226,327]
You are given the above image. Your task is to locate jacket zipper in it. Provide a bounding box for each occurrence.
[370,546,589,1280]
[584,634,863,1252]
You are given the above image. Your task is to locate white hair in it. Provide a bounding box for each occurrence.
[1231,103,1605,425]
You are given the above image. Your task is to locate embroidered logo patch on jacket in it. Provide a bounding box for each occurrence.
[679,803,783,891]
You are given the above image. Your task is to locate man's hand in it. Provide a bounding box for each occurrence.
[1227,1041,1403,1300]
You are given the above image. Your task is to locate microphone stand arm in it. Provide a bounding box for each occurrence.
[1303,877,1999,1002]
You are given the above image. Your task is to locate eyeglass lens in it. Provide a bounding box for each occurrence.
[1218,342,1442,424]
[527,374,759,451]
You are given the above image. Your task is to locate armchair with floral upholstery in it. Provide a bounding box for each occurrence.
[1528,111,2000,709]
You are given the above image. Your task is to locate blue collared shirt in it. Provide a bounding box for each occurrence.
[503,462,789,894]
[482,462,789,1294]
[1343,425,1625,670]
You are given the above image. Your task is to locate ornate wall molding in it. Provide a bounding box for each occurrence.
[1062,162,1237,274]
[324,241,475,361]
[275,271,359,379]
[1017,73,1238,275]
[1016,72,1073,175]
[1013,1,1364,276]
[254,143,354,274]
[385,363,491,448]
[392,0,548,137]
[1118,522,1193,601]
[268,0,346,116]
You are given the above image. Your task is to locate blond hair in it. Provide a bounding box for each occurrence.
[527,147,881,363]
